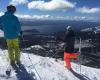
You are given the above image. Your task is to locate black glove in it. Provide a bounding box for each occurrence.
[20,31,23,36]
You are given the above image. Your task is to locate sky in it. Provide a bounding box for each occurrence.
[0,0,100,21]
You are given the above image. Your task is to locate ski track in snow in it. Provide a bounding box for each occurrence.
[0,49,100,80]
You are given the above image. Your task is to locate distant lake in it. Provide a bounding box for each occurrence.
[21,20,100,34]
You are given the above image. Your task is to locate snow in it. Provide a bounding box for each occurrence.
[81,28,93,32]
[94,26,100,33]
[26,45,44,50]
[81,25,100,34]
[0,49,100,80]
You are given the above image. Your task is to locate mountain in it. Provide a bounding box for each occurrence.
[75,26,100,60]
[0,20,100,64]
[81,26,100,33]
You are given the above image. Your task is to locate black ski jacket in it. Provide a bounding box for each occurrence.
[64,29,75,53]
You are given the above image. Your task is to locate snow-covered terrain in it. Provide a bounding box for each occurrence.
[0,49,100,80]
[81,26,100,34]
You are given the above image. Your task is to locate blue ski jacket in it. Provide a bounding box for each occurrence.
[0,11,21,39]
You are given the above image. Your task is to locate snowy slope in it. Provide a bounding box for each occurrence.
[81,26,100,34]
[0,49,100,80]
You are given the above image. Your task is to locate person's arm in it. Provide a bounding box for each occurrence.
[0,17,3,30]
[15,16,22,35]
[64,30,70,41]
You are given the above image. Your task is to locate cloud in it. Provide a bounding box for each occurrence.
[76,7,100,14]
[56,15,95,21]
[9,0,28,6]
[15,14,31,19]
[0,12,96,21]
[32,15,50,19]
[0,12,41,20]
[9,0,76,10]
[0,12,4,16]
[16,13,95,21]
[28,0,76,10]
[0,11,96,21]
[73,16,93,21]
[15,14,50,19]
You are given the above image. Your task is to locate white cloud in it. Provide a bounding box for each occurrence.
[57,16,95,21]
[9,0,76,10]
[9,0,28,6]
[76,7,100,14]
[15,13,95,21]
[32,15,50,19]
[15,14,50,19]
[73,16,96,21]
[0,12,96,21]
[28,0,76,10]
[15,14,31,19]
[0,12,4,16]
[73,16,86,20]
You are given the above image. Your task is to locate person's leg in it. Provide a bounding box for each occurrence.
[65,58,71,69]
[13,38,20,62]
[6,39,14,63]
[64,52,71,69]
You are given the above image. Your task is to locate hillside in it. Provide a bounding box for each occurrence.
[0,49,100,80]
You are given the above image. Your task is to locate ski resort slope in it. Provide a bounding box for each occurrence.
[0,49,100,80]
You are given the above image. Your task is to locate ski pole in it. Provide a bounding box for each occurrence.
[21,36,41,80]
[78,37,82,74]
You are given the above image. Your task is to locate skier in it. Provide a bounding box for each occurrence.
[0,5,22,66]
[64,26,78,70]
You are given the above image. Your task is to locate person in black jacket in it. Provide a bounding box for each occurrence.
[64,26,78,70]
[65,26,75,53]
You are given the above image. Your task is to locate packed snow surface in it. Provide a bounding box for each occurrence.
[0,49,100,80]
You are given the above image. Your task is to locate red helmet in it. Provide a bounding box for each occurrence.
[7,5,16,13]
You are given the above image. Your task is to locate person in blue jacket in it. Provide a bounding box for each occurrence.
[0,5,22,65]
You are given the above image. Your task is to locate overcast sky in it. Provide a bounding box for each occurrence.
[0,0,100,21]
